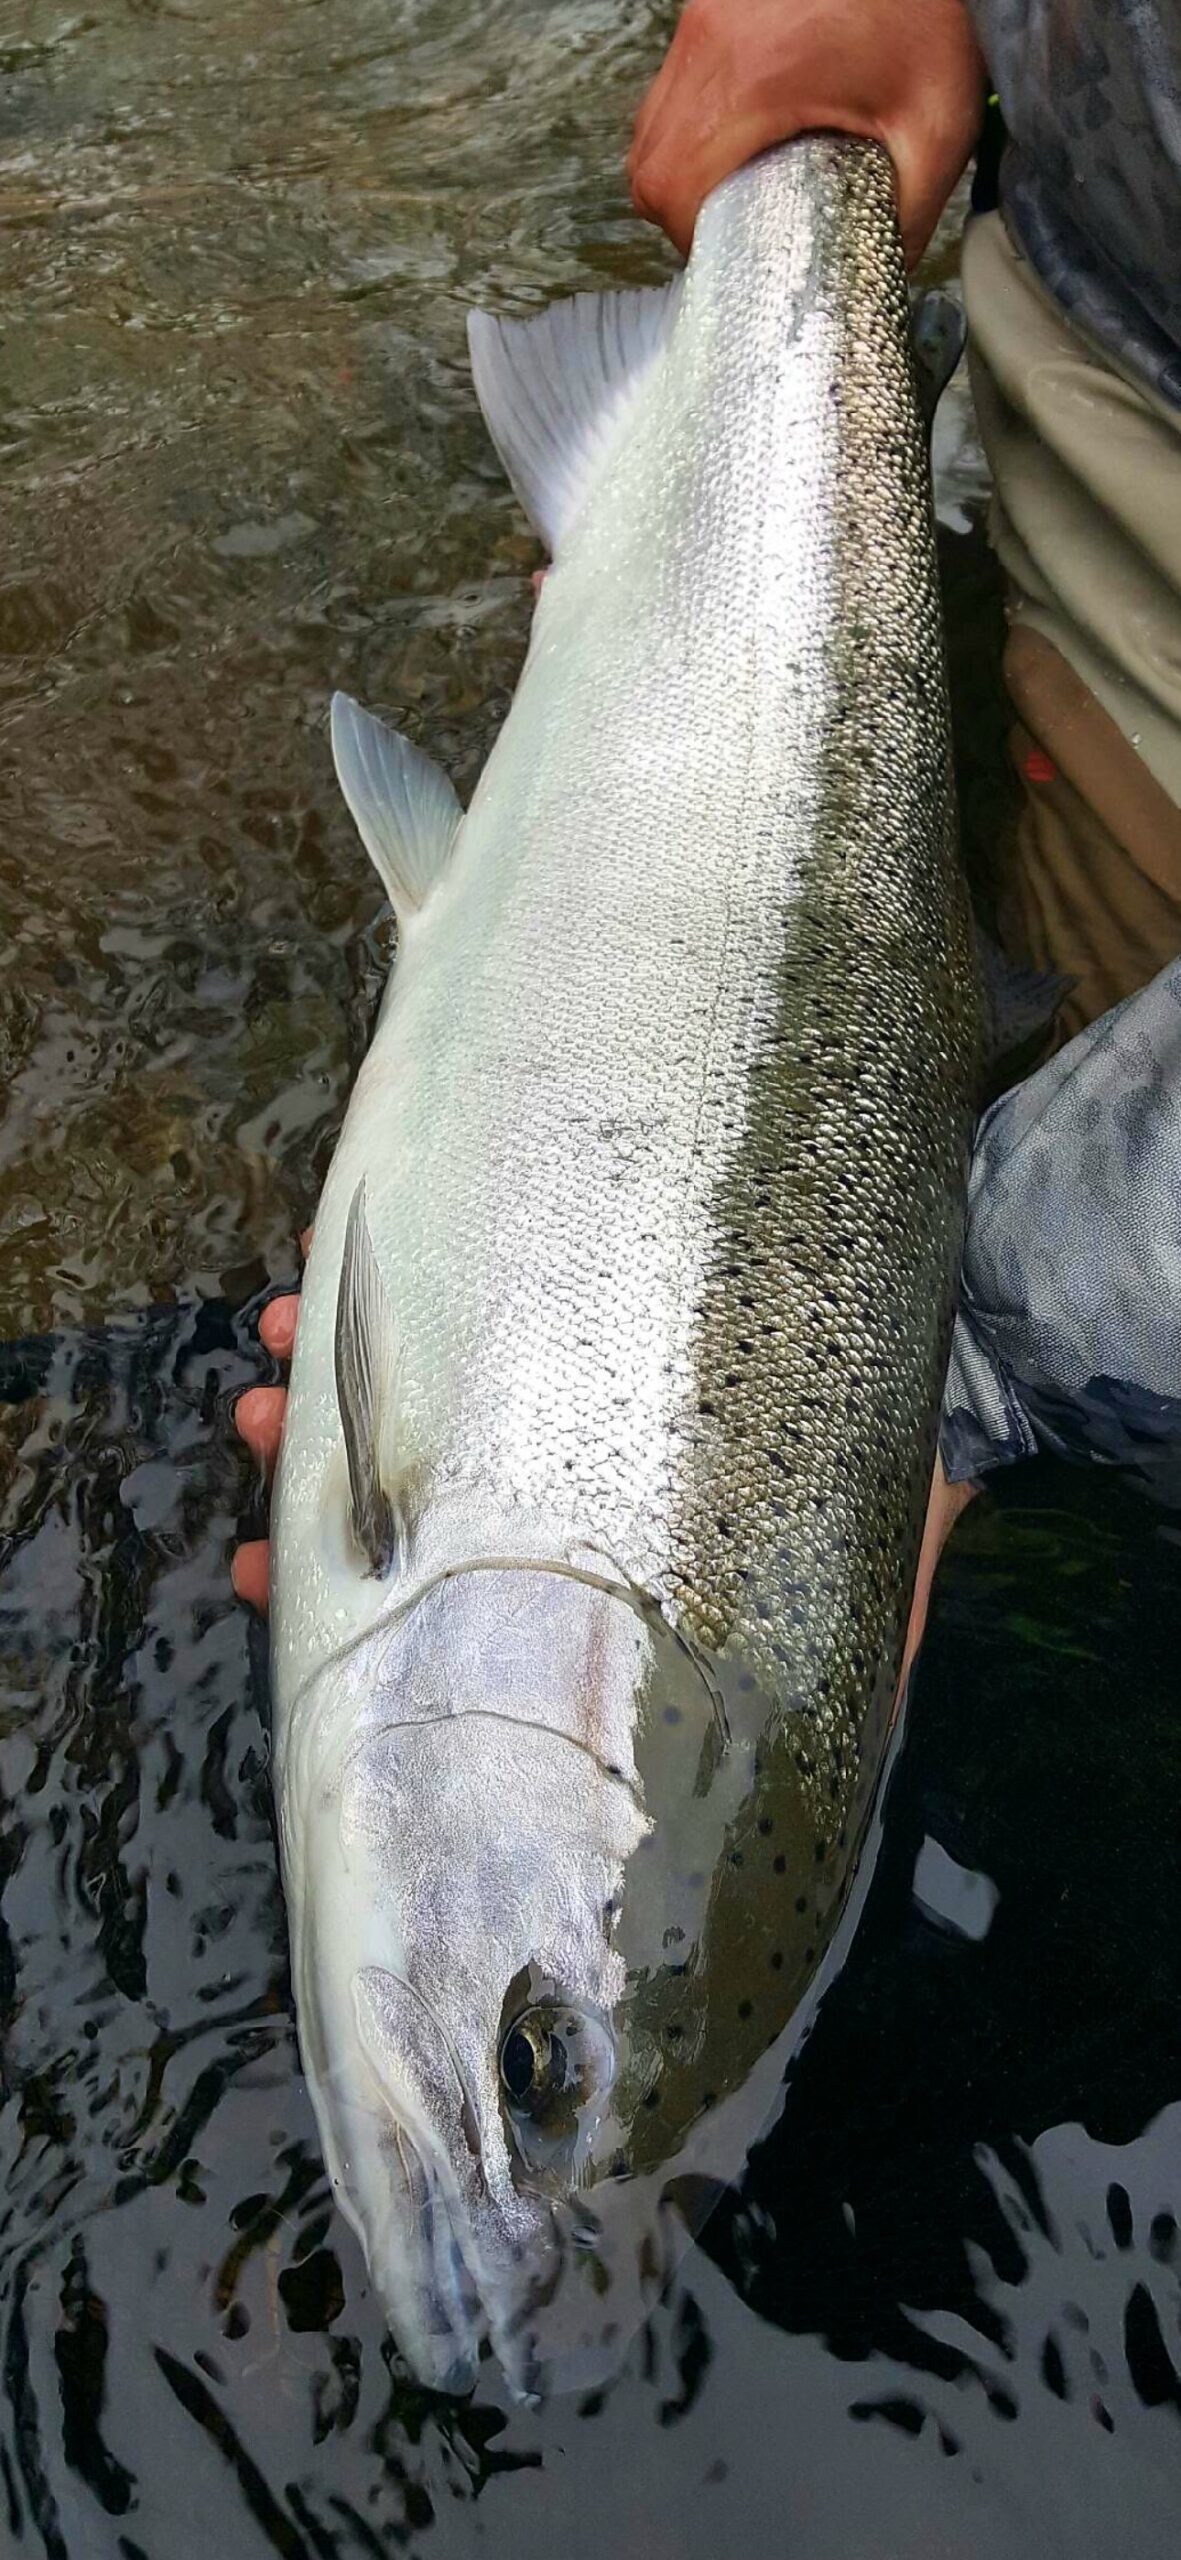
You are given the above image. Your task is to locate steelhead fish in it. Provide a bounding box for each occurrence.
[270,136,982,2399]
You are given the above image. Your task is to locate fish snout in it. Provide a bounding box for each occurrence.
[337,1963,647,2401]
[348,1961,564,2393]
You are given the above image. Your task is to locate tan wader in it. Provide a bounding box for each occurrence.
[962,212,1181,1038]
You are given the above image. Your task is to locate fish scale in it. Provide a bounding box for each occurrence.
[271,136,981,2397]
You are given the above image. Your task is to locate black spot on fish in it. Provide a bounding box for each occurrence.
[642,2090,661,2112]
[770,1951,784,1972]
[773,1854,787,1875]
[795,1896,807,1914]
[758,1816,773,1837]
[663,1705,682,1726]
[737,2000,752,2021]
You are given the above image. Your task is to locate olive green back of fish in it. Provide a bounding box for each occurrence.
[621,142,980,2165]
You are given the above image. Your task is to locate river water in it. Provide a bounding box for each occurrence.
[2,6,1180,2555]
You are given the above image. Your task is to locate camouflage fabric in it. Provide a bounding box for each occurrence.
[971,0,1181,406]
[941,958,1181,1488]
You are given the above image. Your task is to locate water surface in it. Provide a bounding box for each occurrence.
[3,7,1180,2556]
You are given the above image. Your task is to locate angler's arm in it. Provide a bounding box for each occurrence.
[627,0,987,265]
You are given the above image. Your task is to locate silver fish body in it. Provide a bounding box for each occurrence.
[270,137,981,2397]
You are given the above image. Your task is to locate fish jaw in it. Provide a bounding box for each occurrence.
[296,1950,554,2399]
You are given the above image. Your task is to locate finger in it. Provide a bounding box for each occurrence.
[887,115,971,269]
[895,1460,978,1709]
[627,9,740,249]
[231,1538,271,1615]
[260,1292,300,1360]
[235,1384,288,1474]
[630,99,796,257]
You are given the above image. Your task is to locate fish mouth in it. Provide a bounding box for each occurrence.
[368,2149,650,2405]
[372,2115,488,2399]
[345,2082,653,2403]
[364,2119,586,2405]
[294,1963,497,2397]
[335,1967,557,2400]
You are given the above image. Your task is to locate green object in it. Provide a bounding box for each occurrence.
[972,89,1008,216]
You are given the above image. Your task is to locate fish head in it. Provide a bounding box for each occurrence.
[283,1558,887,2396]
[285,1563,668,2396]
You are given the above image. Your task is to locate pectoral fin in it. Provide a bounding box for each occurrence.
[331,693,462,926]
[334,1180,404,1576]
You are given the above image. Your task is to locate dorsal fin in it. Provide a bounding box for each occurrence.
[467,280,681,555]
[334,1179,404,1576]
[331,693,462,926]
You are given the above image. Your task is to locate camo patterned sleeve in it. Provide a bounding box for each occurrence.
[970,0,1181,409]
[940,958,1181,1490]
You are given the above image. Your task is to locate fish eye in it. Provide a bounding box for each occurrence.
[498,2000,615,2178]
[501,2012,564,2112]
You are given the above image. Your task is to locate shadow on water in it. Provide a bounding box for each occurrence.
[3,2,1181,2554]
[3,1315,1181,2558]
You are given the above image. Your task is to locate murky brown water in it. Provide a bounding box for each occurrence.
[1,0,681,1339]
[3,9,1181,2558]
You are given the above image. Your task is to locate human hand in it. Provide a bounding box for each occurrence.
[627,0,986,266]
[232,1241,307,1615]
